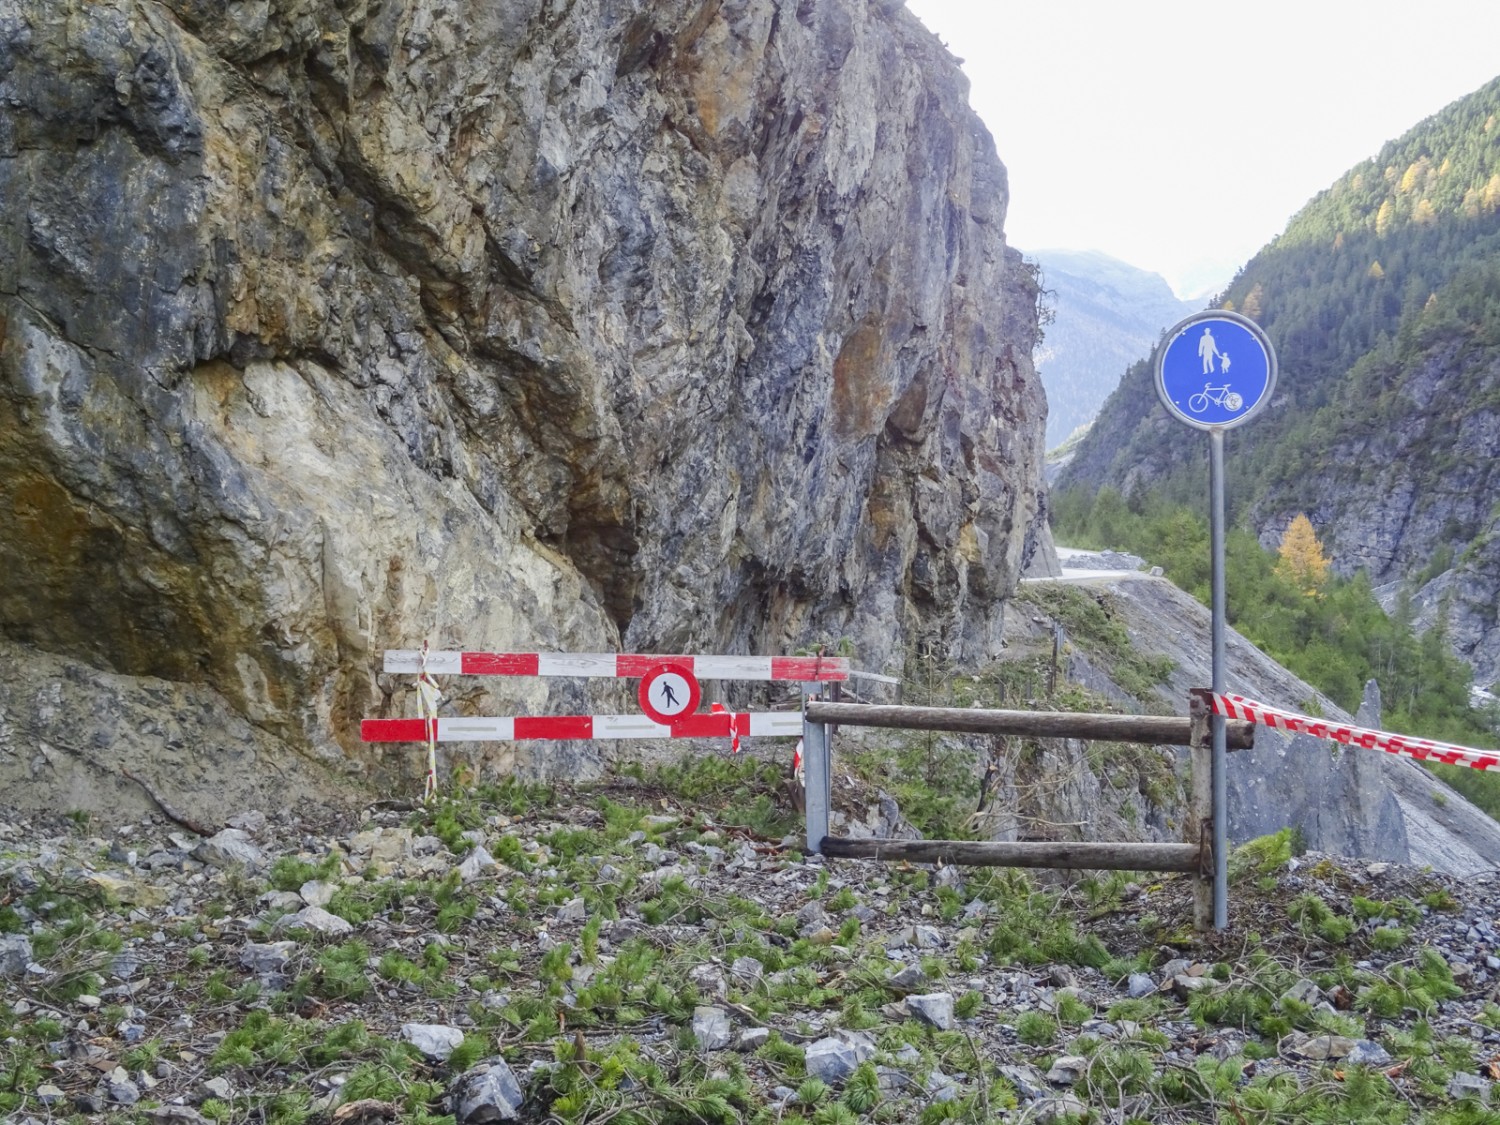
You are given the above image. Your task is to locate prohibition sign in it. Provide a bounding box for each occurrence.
[638,664,701,724]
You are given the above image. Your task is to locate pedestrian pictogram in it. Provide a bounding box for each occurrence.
[1156,311,1276,431]
[637,664,701,724]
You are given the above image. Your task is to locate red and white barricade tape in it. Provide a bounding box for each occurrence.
[1209,692,1500,772]
[383,651,848,682]
[362,710,802,744]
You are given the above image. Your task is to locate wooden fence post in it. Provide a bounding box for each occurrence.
[1188,691,1215,931]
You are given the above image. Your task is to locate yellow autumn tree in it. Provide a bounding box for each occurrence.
[1275,514,1331,596]
[1240,283,1266,320]
[1483,173,1500,213]
[1375,199,1396,236]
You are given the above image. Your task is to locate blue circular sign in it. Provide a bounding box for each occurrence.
[1154,311,1277,430]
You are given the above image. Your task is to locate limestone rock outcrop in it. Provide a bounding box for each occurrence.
[0,0,1048,803]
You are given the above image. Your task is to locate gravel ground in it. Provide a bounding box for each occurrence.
[2,784,1499,1124]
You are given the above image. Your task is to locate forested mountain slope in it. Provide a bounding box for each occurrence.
[1058,75,1500,689]
[1031,250,1199,448]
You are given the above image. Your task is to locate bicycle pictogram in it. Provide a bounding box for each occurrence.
[1188,383,1243,413]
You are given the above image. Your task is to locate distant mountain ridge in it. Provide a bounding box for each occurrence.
[1057,74,1500,690]
[1031,249,1201,448]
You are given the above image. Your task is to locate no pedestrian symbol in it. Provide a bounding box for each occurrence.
[638,664,700,725]
[1155,311,1277,430]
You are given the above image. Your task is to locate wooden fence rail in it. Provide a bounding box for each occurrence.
[803,700,1253,749]
[818,838,1202,873]
[803,691,1239,931]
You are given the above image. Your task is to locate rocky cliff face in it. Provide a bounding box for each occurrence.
[0,0,1048,807]
[1271,340,1500,693]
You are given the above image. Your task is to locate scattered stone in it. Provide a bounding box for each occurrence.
[1448,1072,1493,1102]
[886,963,928,993]
[0,935,33,978]
[450,1057,524,1123]
[836,1030,877,1064]
[192,829,267,871]
[299,880,337,907]
[276,906,353,936]
[111,952,143,979]
[691,1006,734,1051]
[240,941,296,974]
[108,1077,141,1105]
[925,1068,961,1101]
[1126,973,1155,998]
[226,811,268,834]
[1048,965,1077,988]
[689,964,727,1000]
[804,1037,860,1085]
[459,847,497,882]
[1045,1055,1088,1086]
[1171,974,1215,999]
[34,1083,65,1105]
[913,924,944,949]
[350,829,414,873]
[140,849,186,872]
[87,871,169,907]
[795,902,826,932]
[401,1023,465,1061]
[735,1027,770,1052]
[1284,1034,1356,1061]
[907,992,955,1030]
[730,956,764,987]
[261,890,306,913]
[199,1074,234,1104]
[1346,1040,1394,1067]
[554,898,587,924]
[1033,1094,1091,1122]
[1281,978,1322,1006]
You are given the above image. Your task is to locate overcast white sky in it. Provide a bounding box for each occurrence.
[906,0,1500,297]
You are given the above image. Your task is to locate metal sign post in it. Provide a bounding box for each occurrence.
[802,684,831,854]
[1209,429,1229,930]
[1154,311,1277,930]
